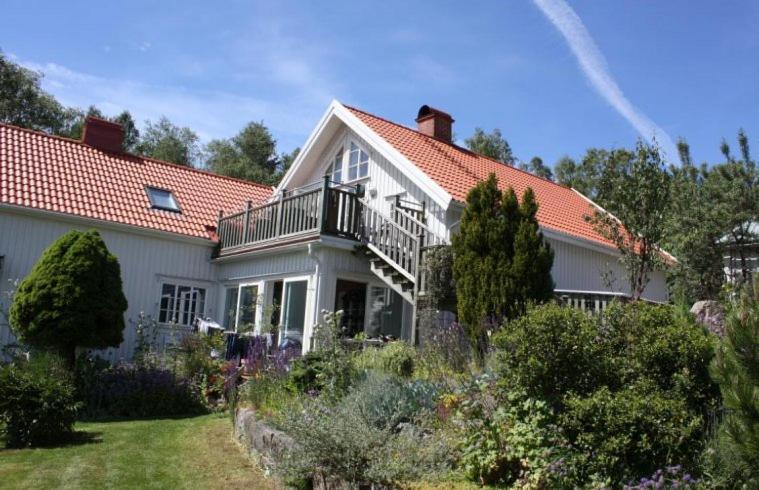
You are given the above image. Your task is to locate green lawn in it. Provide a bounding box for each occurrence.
[0,414,279,489]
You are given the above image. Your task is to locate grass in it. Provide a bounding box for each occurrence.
[0,413,279,489]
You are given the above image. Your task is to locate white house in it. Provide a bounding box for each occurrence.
[0,102,669,360]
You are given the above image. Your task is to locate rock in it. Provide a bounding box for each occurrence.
[690,300,726,337]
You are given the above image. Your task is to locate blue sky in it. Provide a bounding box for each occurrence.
[4,0,758,167]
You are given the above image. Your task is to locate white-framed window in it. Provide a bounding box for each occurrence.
[159,283,206,326]
[327,147,343,183]
[146,186,181,213]
[324,139,369,184]
[279,276,310,346]
[347,142,369,181]
[223,282,262,332]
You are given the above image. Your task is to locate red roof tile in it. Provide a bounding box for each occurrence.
[345,105,615,250]
[0,124,273,240]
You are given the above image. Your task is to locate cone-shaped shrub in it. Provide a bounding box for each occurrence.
[10,229,128,364]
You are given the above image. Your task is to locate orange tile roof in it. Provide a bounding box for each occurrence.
[345,105,615,250]
[1,124,273,240]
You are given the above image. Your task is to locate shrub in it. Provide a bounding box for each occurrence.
[423,245,456,310]
[0,353,79,447]
[561,380,704,485]
[280,372,451,485]
[287,351,328,394]
[493,303,609,410]
[708,284,759,487]
[75,357,206,419]
[352,342,416,378]
[9,229,128,365]
[451,374,569,487]
[417,318,472,379]
[491,301,719,486]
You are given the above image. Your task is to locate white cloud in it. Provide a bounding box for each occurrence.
[532,0,678,161]
[21,60,323,151]
[139,41,151,52]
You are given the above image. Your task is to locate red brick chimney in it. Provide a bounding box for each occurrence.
[415,105,454,142]
[81,117,124,153]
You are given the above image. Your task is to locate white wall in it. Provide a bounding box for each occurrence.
[548,235,669,302]
[0,209,217,361]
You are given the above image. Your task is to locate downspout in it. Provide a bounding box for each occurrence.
[307,243,322,352]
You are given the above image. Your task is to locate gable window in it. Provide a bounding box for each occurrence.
[347,142,369,181]
[159,283,206,326]
[146,187,181,212]
[324,140,369,184]
[327,147,343,183]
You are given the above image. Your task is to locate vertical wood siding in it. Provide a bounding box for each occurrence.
[0,211,217,362]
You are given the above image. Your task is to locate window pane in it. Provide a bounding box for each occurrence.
[194,288,206,320]
[223,287,239,329]
[349,149,359,166]
[368,287,403,338]
[177,286,192,325]
[147,187,180,212]
[348,166,357,181]
[238,285,258,329]
[281,280,308,345]
[334,280,367,337]
[159,284,176,323]
[359,151,368,178]
[332,149,343,183]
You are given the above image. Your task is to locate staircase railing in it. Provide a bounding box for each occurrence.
[392,206,447,248]
[360,200,420,282]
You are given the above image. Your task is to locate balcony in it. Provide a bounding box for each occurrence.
[215,177,363,257]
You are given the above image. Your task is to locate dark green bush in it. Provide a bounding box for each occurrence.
[0,354,79,447]
[561,380,703,484]
[490,301,718,486]
[493,303,610,409]
[287,351,328,393]
[9,230,128,365]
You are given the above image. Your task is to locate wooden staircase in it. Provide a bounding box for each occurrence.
[358,200,446,307]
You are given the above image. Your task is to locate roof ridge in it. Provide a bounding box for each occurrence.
[341,104,571,192]
[0,122,273,192]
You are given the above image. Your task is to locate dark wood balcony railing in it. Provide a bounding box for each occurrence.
[216,176,363,254]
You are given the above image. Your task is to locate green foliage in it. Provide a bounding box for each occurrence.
[352,341,416,378]
[306,310,352,397]
[518,156,554,181]
[452,174,554,349]
[492,301,718,486]
[206,121,297,185]
[553,148,614,199]
[287,351,328,393]
[451,375,568,487]
[493,304,608,410]
[587,141,671,300]
[464,128,515,165]
[709,284,759,486]
[0,353,79,447]
[136,116,200,166]
[280,372,451,486]
[423,245,456,310]
[9,230,128,365]
[561,380,703,484]
[0,50,71,134]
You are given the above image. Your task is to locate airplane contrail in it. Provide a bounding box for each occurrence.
[532,0,678,161]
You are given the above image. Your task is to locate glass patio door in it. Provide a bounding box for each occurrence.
[279,279,308,347]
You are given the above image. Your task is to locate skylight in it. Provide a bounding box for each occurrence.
[146,187,181,212]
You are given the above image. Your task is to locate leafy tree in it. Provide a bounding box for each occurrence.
[710,283,759,486]
[0,50,69,134]
[554,149,629,202]
[518,156,553,180]
[587,142,670,300]
[706,130,758,286]
[9,230,128,365]
[452,174,554,349]
[137,116,200,166]
[112,110,140,152]
[206,122,298,184]
[464,128,515,165]
[664,140,725,302]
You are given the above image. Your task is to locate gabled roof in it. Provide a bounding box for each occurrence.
[344,104,616,250]
[1,124,272,240]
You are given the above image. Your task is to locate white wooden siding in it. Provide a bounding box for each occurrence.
[0,210,217,361]
[548,236,668,302]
